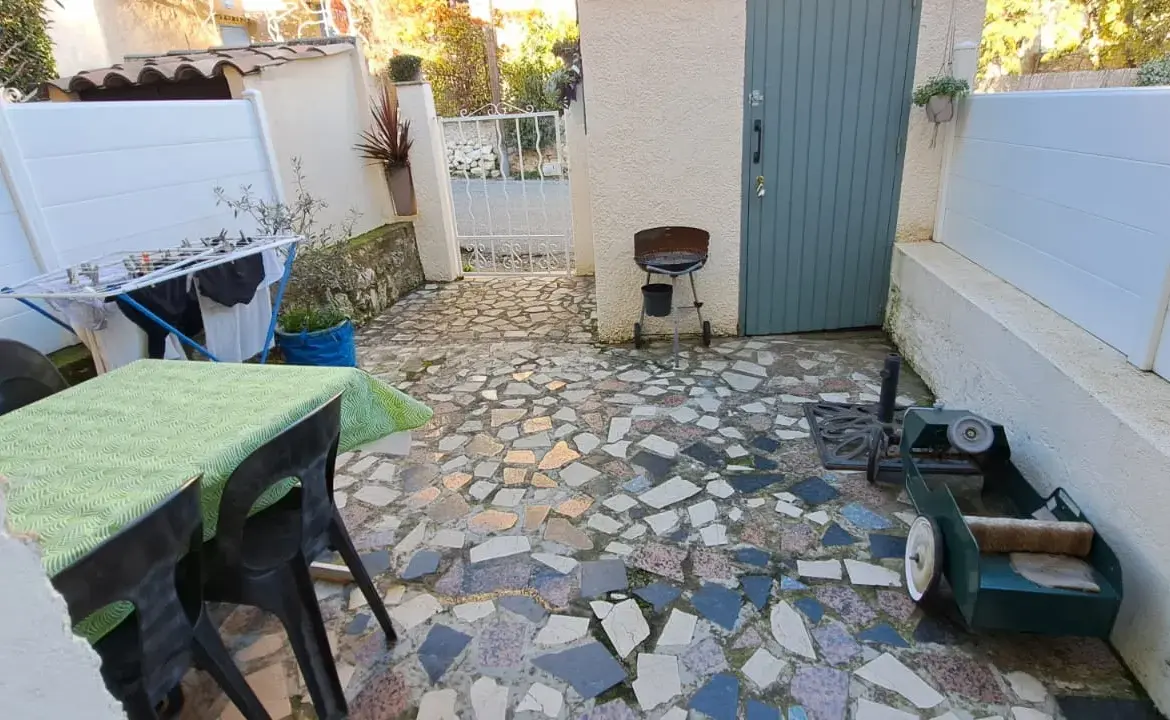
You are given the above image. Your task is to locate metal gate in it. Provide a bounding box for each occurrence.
[739,0,920,334]
[439,103,572,274]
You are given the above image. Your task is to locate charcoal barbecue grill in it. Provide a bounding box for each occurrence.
[633,226,712,364]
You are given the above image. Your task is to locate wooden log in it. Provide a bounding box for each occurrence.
[309,561,353,583]
[963,516,1094,557]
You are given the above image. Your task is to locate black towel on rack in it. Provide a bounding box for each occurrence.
[195,254,266,308]
[113,277,203,359]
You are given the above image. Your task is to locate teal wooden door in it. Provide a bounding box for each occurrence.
[740,0,921,335]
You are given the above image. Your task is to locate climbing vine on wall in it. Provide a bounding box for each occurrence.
[0,0,56,95]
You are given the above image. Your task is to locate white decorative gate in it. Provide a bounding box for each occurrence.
[439,104,572,274]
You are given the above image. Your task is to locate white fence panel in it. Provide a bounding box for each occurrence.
[0,97,279,353]
[937,88,1170,369]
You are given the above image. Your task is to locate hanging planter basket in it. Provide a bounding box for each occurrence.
[386,165,417,216]
[924,95,956,123]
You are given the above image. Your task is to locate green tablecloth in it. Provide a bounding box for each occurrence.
[0,360,432,641]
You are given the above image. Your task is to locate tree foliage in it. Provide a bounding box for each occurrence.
[979,0,1170,78]
[0,0,56,94]
[425,3,492,116]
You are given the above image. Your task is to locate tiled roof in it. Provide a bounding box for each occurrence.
[47,40,354,93]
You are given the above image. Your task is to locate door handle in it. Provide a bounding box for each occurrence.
[753,119,763,163]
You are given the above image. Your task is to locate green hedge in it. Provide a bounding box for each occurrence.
[1,0,56,94]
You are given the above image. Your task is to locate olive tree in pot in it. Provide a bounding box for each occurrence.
[912,75,971,123]
[356,85,416,216]
[216,159,362,367]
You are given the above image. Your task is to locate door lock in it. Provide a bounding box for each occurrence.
[755,175,766,198]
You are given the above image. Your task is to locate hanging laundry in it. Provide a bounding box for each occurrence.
[195,253,265,307]
[196,249,285,362]
[113,276,203,359]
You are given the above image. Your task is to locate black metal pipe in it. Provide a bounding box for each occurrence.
[877,354,901,424]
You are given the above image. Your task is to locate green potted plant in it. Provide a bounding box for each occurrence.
[215,159,362,367]
[355,85,416,216]
[388,53,423,82]
[1137,55,1170,86]
[912,75,971,123]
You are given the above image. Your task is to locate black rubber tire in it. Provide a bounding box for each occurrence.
[701,320,712,347]
[633,323,644,349]
[865,427,887,484]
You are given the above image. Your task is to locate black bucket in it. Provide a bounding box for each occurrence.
[642,283,673,317]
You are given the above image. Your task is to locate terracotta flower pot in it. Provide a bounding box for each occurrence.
[386,165,417,216]
[924,94,955,123]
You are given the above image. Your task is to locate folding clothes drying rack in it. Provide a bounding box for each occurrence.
[0,235,302,364]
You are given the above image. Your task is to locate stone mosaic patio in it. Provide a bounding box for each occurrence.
[181,277,1160,720]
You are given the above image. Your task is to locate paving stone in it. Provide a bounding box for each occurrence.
[595,599,650,658]
[608,417,632,443]
[581,559,629,597]
[816,585,878,626]
[789,600,825,631]
[688,499,719,526]
[722,370,762,392]
[515,431,552,449]
[840,502,893,530]
[1004,671,1047,703]
[844,559,901,587]
[555,495,594,518]
[354,485,400,507]
[581,700,639,720]
[428,493,472,524]
[634,581,682,612]
[531,472,558,488]
[539,441,581,469]
[681,635,730,677]
[469,510,519,532]
[401,550,441,580]
[857,622,909,648]
[348,666,409,720]
[692,584,743,630]
[629,451,676,479]
[645,509,681,535]
[682,442,726,468]
[855,699,917,720]
[389,593,442,630]
[524,504,550,529]
[812,619,862,665]
[638,434,679,458]
[632,653,683,711]
[868,533,908,560]
[535,614,591,647]
[603,493,638,512]
[477,619,530,673]
[628,541,687,581]
[691,548,738,581]
[639,476,701,508]
[876,589,918,621]
[806,510,830,525]
[588,513,624,534]
[774,500,803,518]
[855,652,945,709]
[499,595,548,622]
[655,609,698,648]
[346,613,370,635]
[533,552,578,575]
[453,600,495,623]
[798,559,843,580]
[516,682,563,718]
[790,666,850,720]
[689,673,740,720]
[470,677,509,720]
[417,688,458,720]
[741,575,773,610]
[735,547,770,566]
[417,624,471,683]
[729,472,786,494]
[781,523,817,554]
[443,472,473,490]
[706,479,735,498]
[469,480,499,501]
[492,487,526,507]
[822,522,858,546]
[770,601,816,659]
[469,535,531,563]
[742,647,785,689]
[544,518,593,550]
[561,462,601,487]
[924,653,1006,703]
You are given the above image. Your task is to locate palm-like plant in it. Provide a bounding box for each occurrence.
[355,85,413,169]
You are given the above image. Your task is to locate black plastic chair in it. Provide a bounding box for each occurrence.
[0,338,69,415]
[203,394,397,720]
[51,476,270,720]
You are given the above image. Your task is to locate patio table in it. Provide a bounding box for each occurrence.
[0,360,432,642]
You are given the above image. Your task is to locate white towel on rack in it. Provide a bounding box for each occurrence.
[196,287,273,363]
[75,304,186,373]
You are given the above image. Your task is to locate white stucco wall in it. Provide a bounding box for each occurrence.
[896,0,988,242]
[396,82,461,282]
[0,490,124,719]
[243,51,395,239]
[889,242,1170,714]
[564,80,593,276]
[578,0,745,342]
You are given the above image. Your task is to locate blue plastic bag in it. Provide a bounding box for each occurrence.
[274,320,357,367]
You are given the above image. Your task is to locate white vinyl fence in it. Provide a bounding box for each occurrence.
[935,87,1170,377]
[0,93,281,353]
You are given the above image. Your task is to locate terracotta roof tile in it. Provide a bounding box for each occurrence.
[46,40,354,93]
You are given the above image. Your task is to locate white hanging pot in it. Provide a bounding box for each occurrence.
[924,94,955,123]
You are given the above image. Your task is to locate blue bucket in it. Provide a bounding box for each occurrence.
[274,319,357,367]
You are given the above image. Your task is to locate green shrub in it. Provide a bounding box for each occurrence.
[1137,55,1170,86]
[278,305,348,333]
[0,0,56,94]
[912,75,971,106]
[388,54,423,83]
